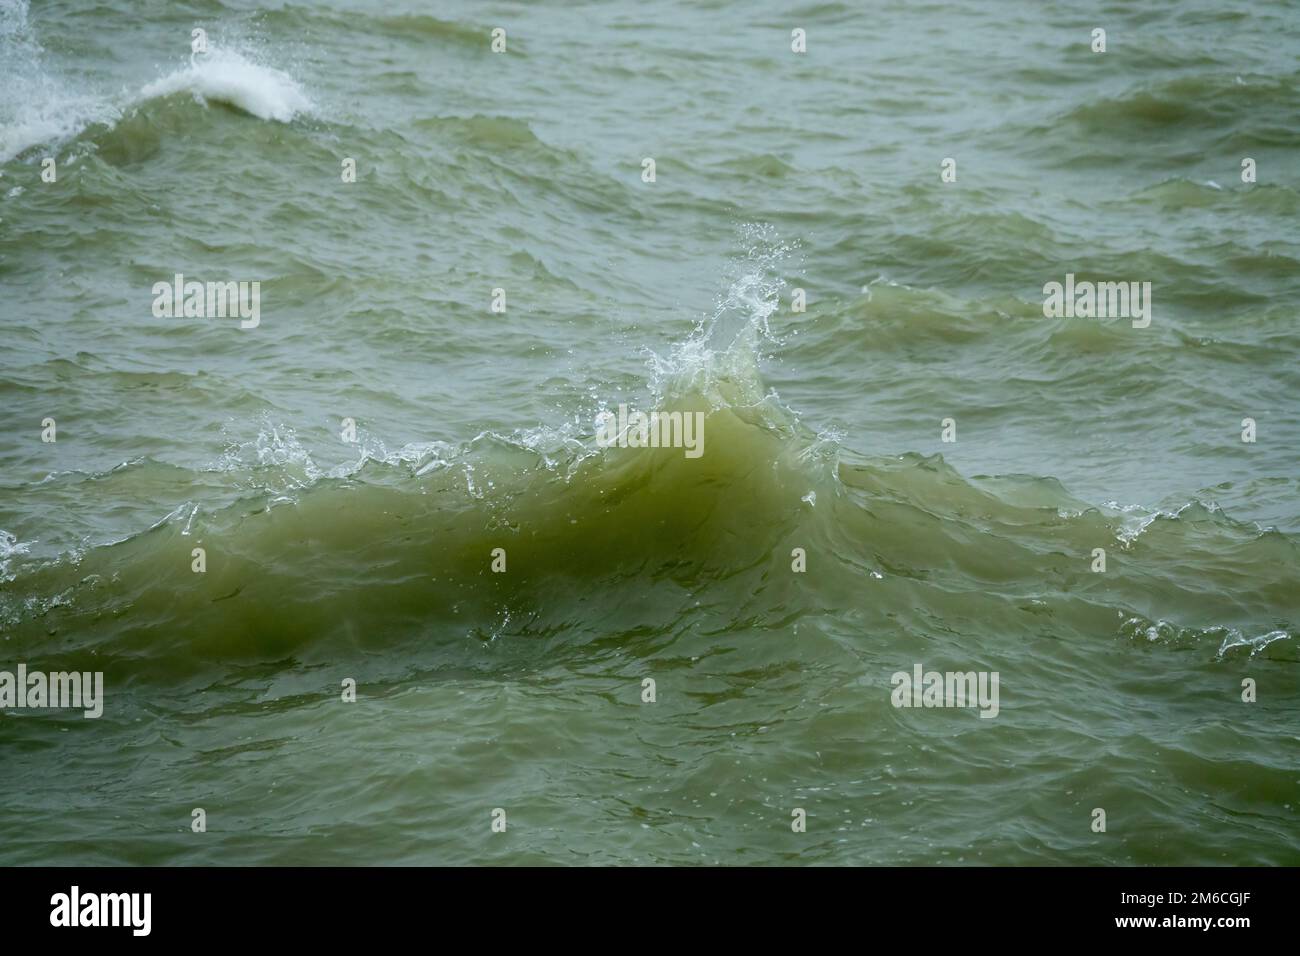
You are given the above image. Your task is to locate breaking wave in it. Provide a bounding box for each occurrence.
[0,1,311,164]
[0,231,1293,690]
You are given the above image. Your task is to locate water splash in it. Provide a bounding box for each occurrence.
[646,223,797,409]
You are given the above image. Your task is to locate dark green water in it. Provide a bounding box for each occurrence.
[1,0,1298,865]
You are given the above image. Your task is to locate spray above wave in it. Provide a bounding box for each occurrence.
[641,224,797,416]
[0,2,312,164]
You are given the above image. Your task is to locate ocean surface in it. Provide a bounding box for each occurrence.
[1,0,1298,865]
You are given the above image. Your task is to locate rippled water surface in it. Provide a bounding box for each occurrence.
[1,0,1298,865]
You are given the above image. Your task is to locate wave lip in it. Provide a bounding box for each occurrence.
[139,49,312,124]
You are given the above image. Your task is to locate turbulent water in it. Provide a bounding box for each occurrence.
[2,0,1299,866]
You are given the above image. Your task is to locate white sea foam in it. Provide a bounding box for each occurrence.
[0,529,33,583]
[1109,497,1225,546]
[139,49,312,123]
[1217,628,1291,659]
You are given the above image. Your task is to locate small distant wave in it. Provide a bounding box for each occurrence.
[1129,177,1300,216]
[1057,74,1300,135]
[253,5,487,49]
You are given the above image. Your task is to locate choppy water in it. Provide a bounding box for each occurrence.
[1,0,1298,865]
